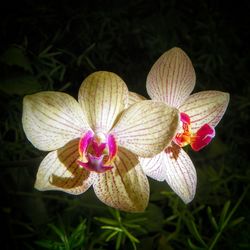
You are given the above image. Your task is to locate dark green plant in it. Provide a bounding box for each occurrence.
[36,219,87,250]
[95,208,147,250]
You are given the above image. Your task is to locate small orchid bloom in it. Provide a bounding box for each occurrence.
[139,48,230,203]
[22,71,179,212]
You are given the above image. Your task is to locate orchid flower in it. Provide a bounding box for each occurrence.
[138,48,230,203]
[22,71,179,212]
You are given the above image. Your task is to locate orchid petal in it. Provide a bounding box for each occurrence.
[146,47,196,108]
[93,147,149,212]
[164,144,197,203]
[191,124,215,151]
[139,152,166,181]
[35,139,95,194]
[22,92,90,151]
[78,71,128,133]
[111,100,179,157]
[180,91,230,132]
[128,91,146,106]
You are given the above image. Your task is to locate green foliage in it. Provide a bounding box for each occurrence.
[1,0,249,249]
[187,187,248,250]
[36,219,87,250]
[95,208,147,250]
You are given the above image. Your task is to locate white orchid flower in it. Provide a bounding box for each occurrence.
[137,48,229,203]
[22,71,179,212]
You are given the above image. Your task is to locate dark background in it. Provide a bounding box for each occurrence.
[0,0,249,249]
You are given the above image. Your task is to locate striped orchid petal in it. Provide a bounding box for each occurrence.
[139,152,166,181]
[128,91,146,107]
[164,144,197,203]
[35,139,95,194]
[93,147,149,212]
[180,91,230,132]
[22,92,90,151]
[146,47,196,108]
[111,100,179,157]
[78,71,128,133]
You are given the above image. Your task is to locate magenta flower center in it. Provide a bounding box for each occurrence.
[174,112,216,151]
[76,130,117,173]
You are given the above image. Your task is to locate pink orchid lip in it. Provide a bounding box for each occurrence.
[77,154,113,173]
[190,123,215,151]
[174,112,216,151]
[77,130,117,173]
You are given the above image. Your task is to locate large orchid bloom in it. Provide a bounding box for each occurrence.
[139,48,229,203]
[22,71,179,212]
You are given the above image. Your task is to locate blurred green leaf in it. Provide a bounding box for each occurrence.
[142,203,164,232]
[218,201,231,229]
[157,234,175,250]
[187,238,205,250]
[48,224,66,244]
[186,220,207,248]
[101,226,123,232]
[38,45,62,59]
[207,207,218,231]
[36,219,87,250]
[228,217,245,228]
[0,75,41,95]
[94,217,118,226]
[106,230,119,241]
[207,138,229,158]
[1,46,32,72]
[115,232,123,250]
[95,209,144,250]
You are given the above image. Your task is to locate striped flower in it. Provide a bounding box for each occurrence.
[22,71,179,212]
[139,48,230,203]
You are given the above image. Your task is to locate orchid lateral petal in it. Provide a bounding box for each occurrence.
[35,139,95,194]
[128,91,147,107]
[180,91,230,132]
[140,152,166,181]
[180,112,191,124]
[146,47,196,108]
[93,147,149,212]
[164,144,197,203]
[111,100,179,157]
[107,134,117,161]
[22,92,90,151]
[79,130,94,157]
[78,71,129,133]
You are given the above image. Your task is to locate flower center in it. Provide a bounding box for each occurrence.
[174,112,216,151]
[76,130,117,173]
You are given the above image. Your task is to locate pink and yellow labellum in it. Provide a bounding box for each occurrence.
[139,47,230,204]
[77,130,117,173]
[174,112,215,151]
